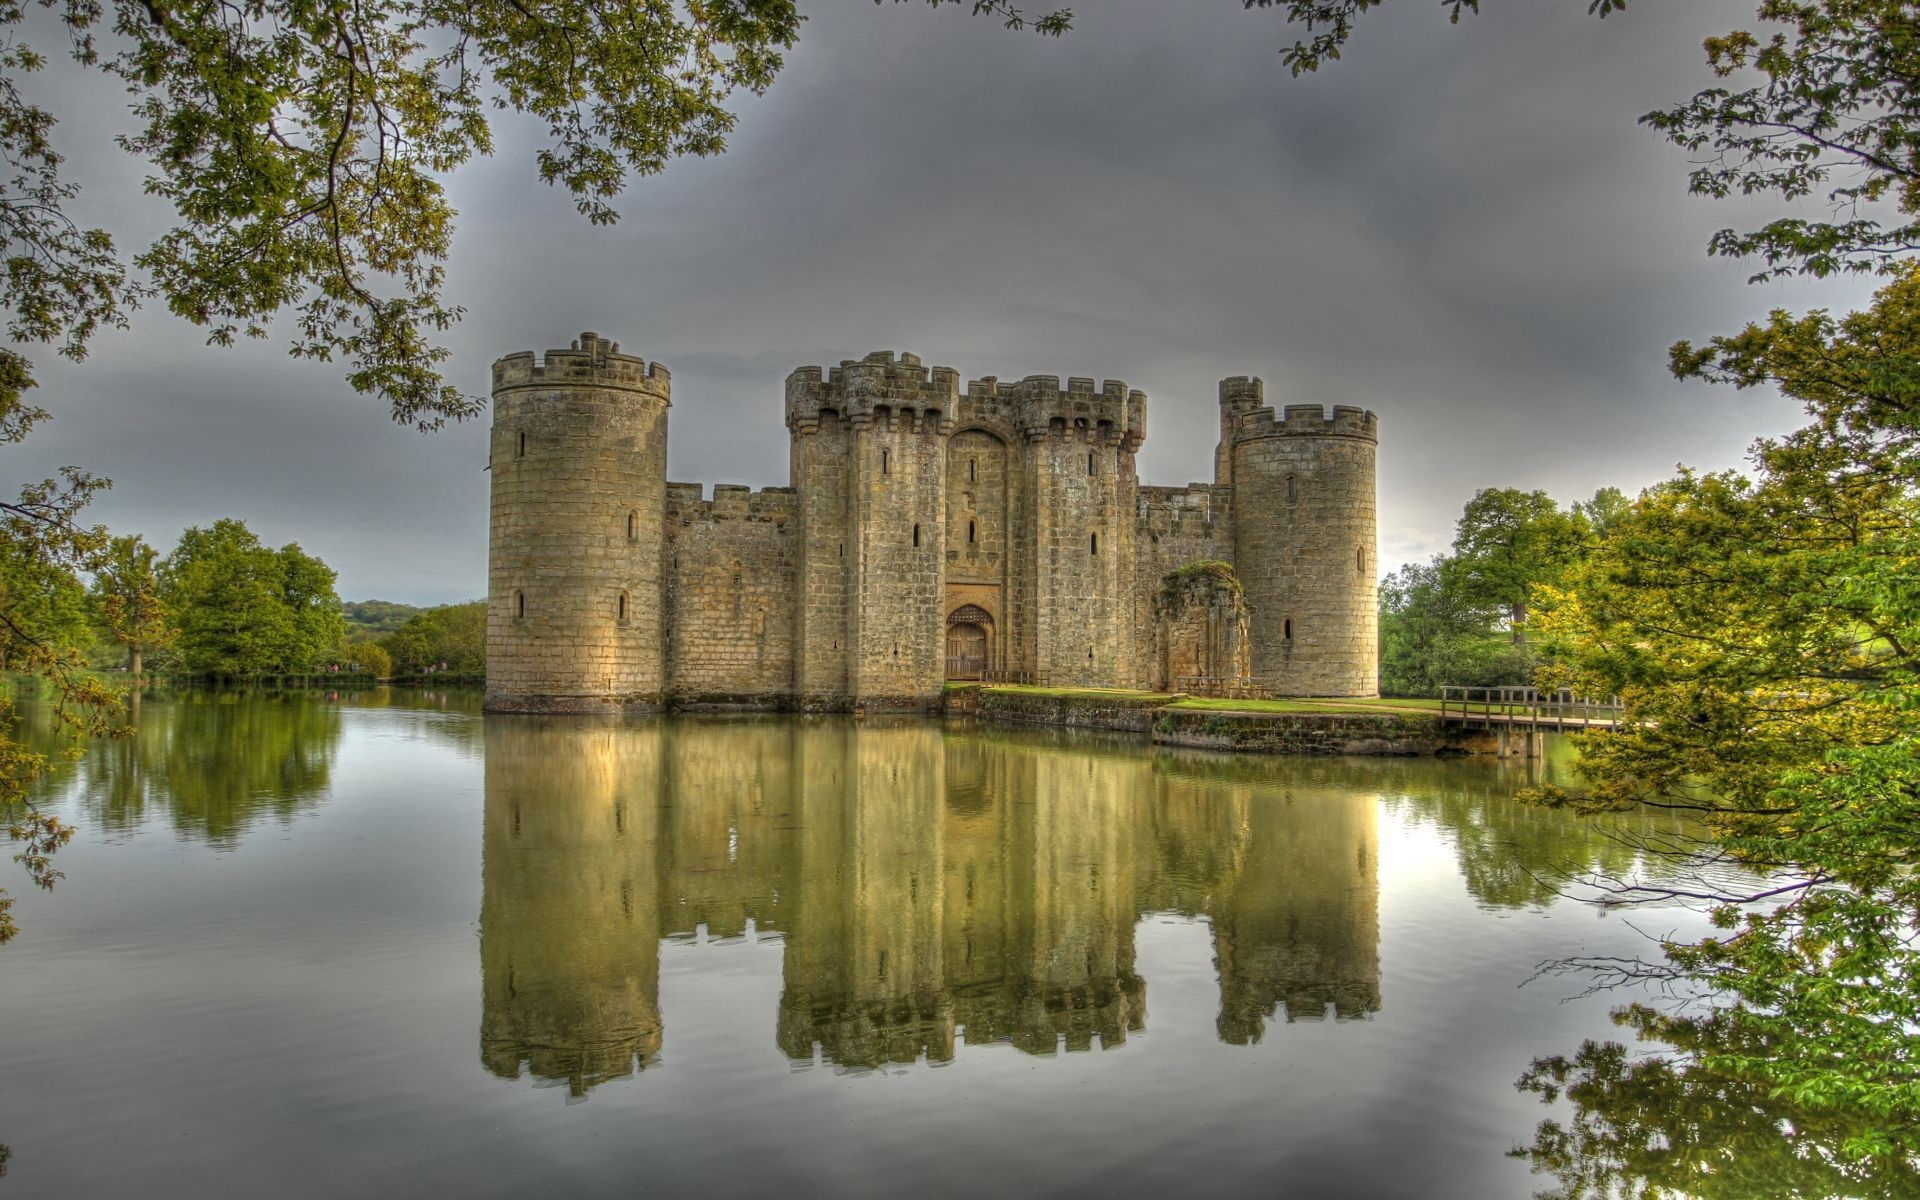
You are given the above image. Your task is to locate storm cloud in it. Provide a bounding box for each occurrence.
[12,0,1867,603]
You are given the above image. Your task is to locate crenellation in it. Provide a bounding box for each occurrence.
[489,338,1379,711]
[1235,402,1380,443]
[491,332,671,396]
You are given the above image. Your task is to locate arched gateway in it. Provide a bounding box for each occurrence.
[945,605,994,680]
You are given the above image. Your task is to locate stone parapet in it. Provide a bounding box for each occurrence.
[956,374,1146,450]
[1235,403,1377,443]
[785,350,960,435]
[492,331,670,399]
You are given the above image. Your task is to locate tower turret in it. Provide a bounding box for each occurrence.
[786,351,958,710]
[1229,400,1378,697]
[1215,376,1264,487]
[487,332,671,713]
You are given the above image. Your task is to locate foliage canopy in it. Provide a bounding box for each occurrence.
[158,518,345,678]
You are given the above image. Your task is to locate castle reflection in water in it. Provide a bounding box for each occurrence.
[480,718,1382,1097]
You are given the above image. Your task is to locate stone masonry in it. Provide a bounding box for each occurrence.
[486,335,1379,713]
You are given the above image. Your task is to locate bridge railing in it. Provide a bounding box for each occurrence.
[1438,686,1624,730]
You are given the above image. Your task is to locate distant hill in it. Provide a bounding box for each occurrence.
[341,599,425,635]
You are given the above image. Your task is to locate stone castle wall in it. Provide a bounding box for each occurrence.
[486,336,1379,711]
[1135,483,1232,689]
[664,483,797,704]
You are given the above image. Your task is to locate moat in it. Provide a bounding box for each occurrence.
[0,690,1730,1198]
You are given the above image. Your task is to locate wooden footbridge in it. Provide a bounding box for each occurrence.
[1438,687,1624,731]
[1437,686,1624,757]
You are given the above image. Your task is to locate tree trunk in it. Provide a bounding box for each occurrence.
[129,645,142,677]
[1511,601,1527,646]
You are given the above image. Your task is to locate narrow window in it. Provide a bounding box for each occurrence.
[968,520,976,544]
[913,523,921,547]
[881,447,890,475]
[627,510,638,540]
[618,591,629,622]
[1357,545,1365,573]
[1286,474,1296,503]
[515,590,525,620]
[838,542,844,558]
[968,458,976,482]
[1090,532,1098,555]
[1283,618,1292,641]
[516,431,526,459]
[1087,452,1095,476]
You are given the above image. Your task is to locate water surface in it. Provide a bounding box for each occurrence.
[0,689,1714,1198]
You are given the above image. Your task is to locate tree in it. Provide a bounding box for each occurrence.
[342,636,390,681]
[0,469,117,944]
[1272,0,1920,1166]
[0,0,1068,939]
[1376,555,1533,695]
[1573,485,1631,539]
[1513,1015,1920,1200]
[1449,487,1585,644]
[379,600,484,677]
[0,523,93,665]
[1528,263,1920,1156]
[89,533,172,676]
[0,0,1065,431]
[1268,1,1917,287]
[340,599,422,636]
[158,518,344,679]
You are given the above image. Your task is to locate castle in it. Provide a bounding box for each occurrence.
[485,333,1378,713]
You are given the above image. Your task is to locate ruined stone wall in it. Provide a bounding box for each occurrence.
[1150,561,1251,694]
[1134,484,1233,688]
[1231,404,1379,697]
[487,333,670,713]
[664,484,797,705]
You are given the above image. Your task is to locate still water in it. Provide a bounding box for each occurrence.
[1,690,1717,1198]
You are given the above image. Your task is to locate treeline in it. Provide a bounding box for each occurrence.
[0,515,481,685]
[1,517,346,682]
[352,600,483,682]
[1378,485,1627,696]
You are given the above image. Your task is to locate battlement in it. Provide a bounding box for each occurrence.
[786,350,959,434]
[1234,403,1377,443]
[959,373,1147,447]
[666,481,798,521]
[1219,376,1265,410]
[493,331,671,398]
[1139,484,1224,526]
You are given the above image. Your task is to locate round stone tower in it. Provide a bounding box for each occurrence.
[1228,397,1378,697]
[487,332,671,713]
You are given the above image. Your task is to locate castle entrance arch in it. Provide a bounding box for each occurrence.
[947,428,1010,679]
[946,605,993,680]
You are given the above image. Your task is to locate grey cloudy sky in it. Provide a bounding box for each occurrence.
[11,0,1877,605]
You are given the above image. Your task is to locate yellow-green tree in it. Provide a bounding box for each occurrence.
[89,533,173,676]
[1524,264,1920,1169]
[1271,0,1920,1175]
